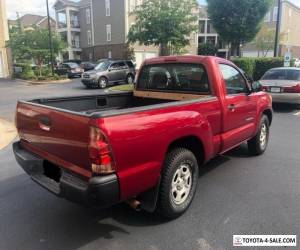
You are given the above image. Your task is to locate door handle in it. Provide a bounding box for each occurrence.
[39,116,52,131]
[228,104,236,111]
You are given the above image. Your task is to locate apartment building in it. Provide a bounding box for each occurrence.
[0,0,10,78]
[53,0,198,67]
[243,0,300,58]
[198,5,229,58]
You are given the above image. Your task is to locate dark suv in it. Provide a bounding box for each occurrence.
[81,60,136,89]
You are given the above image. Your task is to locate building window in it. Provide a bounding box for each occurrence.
[105,0,111,16]
[86,8,91,24]
[273,6,278,22]
[264,11,271,22]
[106,24,111,42]
[129,0,135,12]
[87,30,92,45]
[199,20,205,33]
[108,51,112,59]
[289,8,292,18]
[198,36,205,44]
[207,36,216,45]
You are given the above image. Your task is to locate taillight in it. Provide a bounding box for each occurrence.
[283,84,300,93]
[88,126,115,175]
[262,86,269,92]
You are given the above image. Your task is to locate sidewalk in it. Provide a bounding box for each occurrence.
[0,118,17,150]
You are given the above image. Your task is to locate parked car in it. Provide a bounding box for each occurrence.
[64,59,82,65]
[259,67,300,104]
[55,62,84,78]
[13,55,272,219]
[81,60,136,88]
[80,62,96,72]
[294,58,300,67]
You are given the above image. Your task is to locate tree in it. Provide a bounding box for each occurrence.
[8,28,65,76]
[198,43,218,56]
[254,26,276,57]
[207,0,271,57]
[127,0,198,56]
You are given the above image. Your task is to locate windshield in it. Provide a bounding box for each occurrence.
[262,69,300,81]
[95,61,110,71]
[67,63,79,68]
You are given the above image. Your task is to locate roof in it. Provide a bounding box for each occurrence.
[143,55,233,66]
[8,14,56,28]
[199,5,208,19]
[53,0,80,8]
[268,67,300,71]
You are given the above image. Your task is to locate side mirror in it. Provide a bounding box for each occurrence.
[251,81,263,92]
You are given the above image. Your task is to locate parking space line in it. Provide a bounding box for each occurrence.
[293,111,300,116]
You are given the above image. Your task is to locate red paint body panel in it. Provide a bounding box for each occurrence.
[15,56,273,202]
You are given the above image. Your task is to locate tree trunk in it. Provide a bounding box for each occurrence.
[230,42,240,57]
[159,43,170,56]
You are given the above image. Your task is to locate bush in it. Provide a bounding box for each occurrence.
[231,58,256,78]
[231,57,290,80]
[253,58,285,80]
[21,70,37,80]
[198,43,218,56]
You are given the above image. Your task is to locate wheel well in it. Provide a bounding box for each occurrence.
[263,109,273,125]
[167,136,205,167]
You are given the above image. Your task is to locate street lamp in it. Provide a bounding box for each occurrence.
[46,0,54,76]
[274,0,281,57]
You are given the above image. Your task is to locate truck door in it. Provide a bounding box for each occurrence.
[219,64,257,150]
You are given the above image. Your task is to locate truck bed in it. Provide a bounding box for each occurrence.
[29,92,176,116]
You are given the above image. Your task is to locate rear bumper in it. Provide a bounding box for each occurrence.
[270,93,300,104]
[13,142,120,207]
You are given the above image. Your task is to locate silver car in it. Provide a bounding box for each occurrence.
[259,67,300,104]
[81,60,136,89]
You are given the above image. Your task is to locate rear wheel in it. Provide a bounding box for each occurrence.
[157,148,199,219]
[248,115,270,155]
[98,77,108,89]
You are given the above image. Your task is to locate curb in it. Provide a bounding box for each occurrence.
[0,119,17,150]
[16,78,71,85]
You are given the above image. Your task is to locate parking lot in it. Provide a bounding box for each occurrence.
[0,78,300,250]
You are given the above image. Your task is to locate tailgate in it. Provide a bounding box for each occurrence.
[16,101,92,178]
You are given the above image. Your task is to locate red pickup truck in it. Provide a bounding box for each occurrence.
[13,56,272,218]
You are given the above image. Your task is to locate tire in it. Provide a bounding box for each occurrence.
[247,115,270,156]
[98,77,108,89]
[126,74,134,84]
[157,148,199,219]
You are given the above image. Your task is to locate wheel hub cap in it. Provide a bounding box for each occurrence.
[171,164,192,205]
[260,123,267,148]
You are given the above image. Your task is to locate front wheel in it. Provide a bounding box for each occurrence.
[247,115,270,155]
[157,148,199,219]
[98,77,108,89]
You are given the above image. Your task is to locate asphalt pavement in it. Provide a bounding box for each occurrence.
[0,79,300,250]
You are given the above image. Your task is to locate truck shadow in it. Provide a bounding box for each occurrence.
[272,103,299,113]
[0,145,248,250]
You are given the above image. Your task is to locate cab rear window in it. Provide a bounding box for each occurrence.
[137,63,210,94]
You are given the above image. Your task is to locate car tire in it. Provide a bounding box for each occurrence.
[157,148,199,219]
[126,74,134,85]
[247,115,270,156]
[98,77,108,89]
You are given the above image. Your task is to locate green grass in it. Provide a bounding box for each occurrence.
[109,84,134,91]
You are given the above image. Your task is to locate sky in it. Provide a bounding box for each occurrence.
[5,0,300,19]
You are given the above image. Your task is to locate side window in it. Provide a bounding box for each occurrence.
[219,64,248,95]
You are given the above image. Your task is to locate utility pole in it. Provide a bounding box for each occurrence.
[274,0,281,57]
[46,0,54,75]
